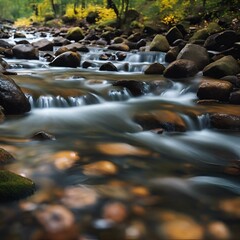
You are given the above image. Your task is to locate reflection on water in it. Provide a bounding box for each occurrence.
[0,47,239,239]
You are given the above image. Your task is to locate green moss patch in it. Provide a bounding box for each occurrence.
[0,170,35,202]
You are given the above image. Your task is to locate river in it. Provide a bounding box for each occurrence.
[0,33,239,239]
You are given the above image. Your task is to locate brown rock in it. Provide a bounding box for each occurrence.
[108,43,130,52]
[229,90,240,104]
[32,39,53,51]
[197,80,233,101]
[103,202,128,223]
[209,113,240,130]
[163,59,198,78]
[0,73,31,114]
[12,44,39,59]
[0,148,16,166]
[49,51,81,68]
[144,63,165,74]
[99,62,118,72]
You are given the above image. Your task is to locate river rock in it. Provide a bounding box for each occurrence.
[14,32,26,38]
[127,32,142,42]
[144,63,165,74]
[209,113,240,130]
[221,75,240,87]
[177,43,209,70]
[99,62,118,72]
[0,40,14,49]
[204,30,237,51]
[55,46,69,56]
[197,79,233,101]
[165,46,180,63]
[203,56,240,79]
[149,34,170,52]
[0,73,31,114]
[32,39,53,51]
[0,148,16,166]
[49,51,81,68]
[108,43,130,52]
[229,90,240,104]
[166,26,183,45]
[0,170,35,202]
[12,44,39,59]
[66,27,84,42]
[52,36,71,46]
[113,80,148,96]
[163,59,198,78]
[133,112,186,132]
[64,42,89,52]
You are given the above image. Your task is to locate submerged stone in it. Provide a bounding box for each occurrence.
[0,170,35,202]
[0,148,16,166]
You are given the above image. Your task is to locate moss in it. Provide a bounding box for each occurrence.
[66,27,84,42]
[0,170,35,202]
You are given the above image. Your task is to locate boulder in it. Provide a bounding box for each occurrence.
[209,113,240,130]
[163,59,198,78]
[66,27,84,42]
[64,42,89,52]
[203,56,240,79]
[52,36,71,46]
[197,79,233,101]
[49,51,81,68]
[14,32,26,38]
[99,62,118,72]
[144,63,165,74]
[149,34,170,52]
[0,39,14,49]
[177,43,209,70]
[166,26,183,45]
[32,39,53,51]
[204,30,237,51]
[12,44,39,59]
[0,73,31,114]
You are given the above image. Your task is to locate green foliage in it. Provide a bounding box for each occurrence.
[0,170,35,202]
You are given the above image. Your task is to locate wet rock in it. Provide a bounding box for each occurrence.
[113,80,148,96]
[133,112,186,132]
[127,32,142,42]
[82,61,94,69]
[83,160,118,176]
[229,90,240,104]
[163,59,198,78]
[165,46,180,63]
[52,36,71,46]
[166,26,183,45]
[203,56,240,79]
[112,37,125,44]
[55,46,68,56]
[221,75,240,87]
[149,79,173,95]
[177,43,209,70]
[159,212,204,240]
[0,58,9,72]
[35,205,75,233]
[12,44,39,59]
[209,113,240,130]
[31,131,55,141]
[197,79,233,101]
[144,63,165,74]
[32,39,53,51]
[0,73,31,114]
[0,40,14,49]
[64,42,89,52]
[66,27,84,42]
[14,32,26,38]
[61,186,98,209]
[53,151,79,170]
[206,221,231,240]
[0,170,35,202]
[190,28,209,41]
[108,43,130,52]
[49,51,81,68]
[219,197,240,218]
[99,62,118,72]
[149,34,170,52]
[116,52,127,61]
[103,202,128,223]
[0,148,16,166]
[204,30,237,51]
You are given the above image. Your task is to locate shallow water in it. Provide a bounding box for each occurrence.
[0,38,240,239]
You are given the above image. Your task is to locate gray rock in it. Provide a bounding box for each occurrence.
[12,44,39,59]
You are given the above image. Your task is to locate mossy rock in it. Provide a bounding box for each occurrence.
[66,27,84,42]
[0,170,35,202]
[149,34,170,52]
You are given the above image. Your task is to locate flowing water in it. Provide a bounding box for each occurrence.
[0,35,240,239]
